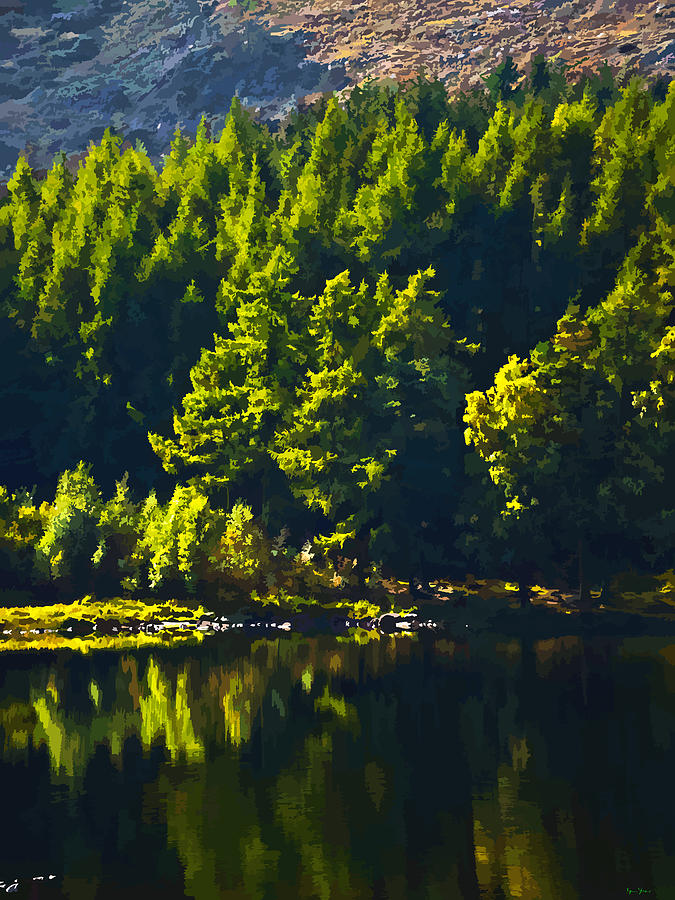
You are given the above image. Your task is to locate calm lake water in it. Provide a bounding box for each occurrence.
[0,631,674,899]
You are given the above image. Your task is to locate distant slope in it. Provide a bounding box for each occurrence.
[0,0,348,179]
[0,0,672,179]
[255,0,674,93]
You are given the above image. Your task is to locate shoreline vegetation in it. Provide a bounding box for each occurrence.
[0,55,674,640]
[3,567,675,653]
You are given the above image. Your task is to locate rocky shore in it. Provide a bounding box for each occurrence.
[3,601,675,652]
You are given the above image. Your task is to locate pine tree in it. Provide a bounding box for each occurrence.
[481,56,523,105]
[335,98,431,271]
[271,266,470,579]
[269,97,358,292]
[148,246,306,505]
[464,235,674,604]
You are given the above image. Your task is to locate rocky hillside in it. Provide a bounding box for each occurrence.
[0,0,672,179]
[255,0,673,95]
[0,0,348,180]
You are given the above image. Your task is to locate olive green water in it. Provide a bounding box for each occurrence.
[0,631,674,899]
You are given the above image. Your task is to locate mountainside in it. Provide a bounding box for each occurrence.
[0,0,348,180]
[0,0,672,178]
[257,0,674,93]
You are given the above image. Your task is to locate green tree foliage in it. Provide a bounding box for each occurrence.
[0,485,48,588]
[150,256,471,577]
[481,56,523,105]
[148,247,301,499]
[270,267,470,577]
[464,233,675,603]
[135,483,221,593]
[91,471,142,591]
[37,463,103,593]
[0,470,329,602]
[0,59,672,605]
[270,97,359,294]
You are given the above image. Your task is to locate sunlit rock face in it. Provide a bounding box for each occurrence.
[0,0,348,179]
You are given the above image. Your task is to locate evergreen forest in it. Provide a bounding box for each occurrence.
[0,55,673,613]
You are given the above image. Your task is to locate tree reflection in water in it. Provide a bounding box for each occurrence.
[0,632,673,898]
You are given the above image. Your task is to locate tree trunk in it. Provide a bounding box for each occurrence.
[350,534,369,602]
[518,580,531,609]
[409,569,431,597]
[577,536,592,610]
[357,536,368,591]
[516,565,531,608]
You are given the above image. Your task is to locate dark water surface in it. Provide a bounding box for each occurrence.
[0,631,674,899]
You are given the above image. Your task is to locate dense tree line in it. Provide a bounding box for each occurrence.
[0,55,672,607]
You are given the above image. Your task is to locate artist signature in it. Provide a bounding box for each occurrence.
[0,877,56,893]
[626,890,655,896]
